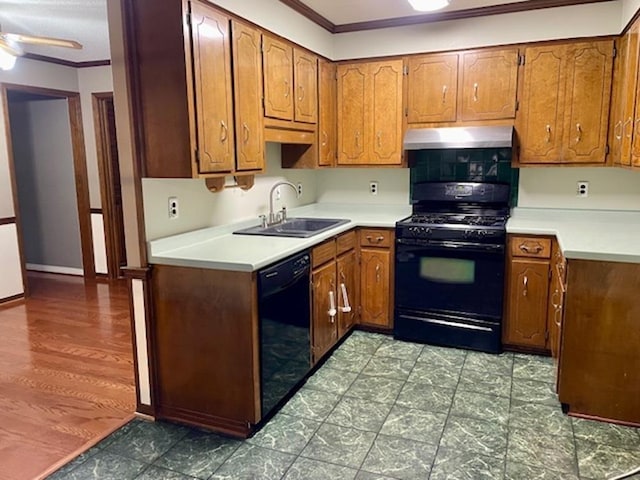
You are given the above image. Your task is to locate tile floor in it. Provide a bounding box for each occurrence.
[48,331,640,480]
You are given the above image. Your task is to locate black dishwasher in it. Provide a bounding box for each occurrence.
[258,251,311,418]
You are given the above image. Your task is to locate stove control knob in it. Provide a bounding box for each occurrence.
[478,230,488,237]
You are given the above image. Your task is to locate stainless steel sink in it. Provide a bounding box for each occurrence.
[233,218,350,238]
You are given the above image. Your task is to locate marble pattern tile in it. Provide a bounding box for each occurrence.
[339,331,386,354]
[430,447,505,480]
[61,451,147,480]
[395,381,454,413]
[505,460,580,480]
[440,416,508,459]
[457,367,512,398]
[305,366,359,395]
[344,374,404,404]
[572,417,640,449]
[450,390,510,425]
[379,405,447,444]
[324,348,373,373]
[406,362,461,389]
[153,429,241,478]
[283,457,357,480]
[416,344,467,369]
[136,465,197,480]
[105,420,189,463]
[576,438,640,479]
[512,354,555,384]
[301,423,377,469]
[508,400,573,438]
[280,387,341,421]
[209,444,295,480]
[374,339,423,361]
[361,434,437,479]
[511,377,559,406]
[508,427,578,475]
[464,351,513,376]
[325,396,392,432]
[354,472,399,480]
[361,356,414,380]
[247,413,320,454]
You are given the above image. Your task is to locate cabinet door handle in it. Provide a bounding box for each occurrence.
[545,124,552,143]
[523,275,528,296]
[339,283,352,313]
[614,120,623,140]
[243,123,250,144]
[220,121,228,143]
[322,131,328,147]
[575,123,582,143]
[551,289,560,309]
[377,131,382,148]
[519,242,543,254]
[442,85,448,104]
[355,131,360,148]
[298,85,305,102]
[473,82,479,102]
[284,79,290,98]
[366,235,385,243]
[376,264,381,283]
[328,290,337,322]
[624,117,633,139]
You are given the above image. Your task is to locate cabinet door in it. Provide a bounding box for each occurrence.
[407,54,458,123]
[517,45,566,164]
[337,64,368,164]
[318,59,337,166]
[547,248,566,360]
[263,36,294,121]
[360,248,391,327]
[610,34,629,166]
[461,48,519,121]
[562,40,613,164]
[294,49,318,124]
[504,258,550,349]
[337,250,358,338]
[369,60,404,165]
[312,262,337,363]
[190,4,235,173]
[232,21,264,172]
[628,23,640,167]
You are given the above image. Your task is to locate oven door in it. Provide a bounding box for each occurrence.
[395,239,505,320]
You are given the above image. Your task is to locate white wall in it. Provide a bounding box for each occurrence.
[0,224,23,298]
[317,168,410,205]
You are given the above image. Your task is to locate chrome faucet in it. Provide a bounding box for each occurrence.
[268,181,299,225]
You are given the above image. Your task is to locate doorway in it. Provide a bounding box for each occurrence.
[93,92,127,278]
[1,83,95,291]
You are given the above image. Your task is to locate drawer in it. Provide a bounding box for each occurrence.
[336,230,356,255]
[312,239,336,269]
[510,236,551,259]
[360,228,392,248]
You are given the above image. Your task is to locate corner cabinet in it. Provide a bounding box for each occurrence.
[359,228,394,329]
[337,60,404,165]
[130,0,264,179]
[516,39,614,165]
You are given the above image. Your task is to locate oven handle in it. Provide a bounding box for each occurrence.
[400,314,493,332]
[396,238,504,253]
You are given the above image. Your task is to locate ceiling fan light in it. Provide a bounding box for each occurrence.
[408,0,450,12]
[0,48,17,70]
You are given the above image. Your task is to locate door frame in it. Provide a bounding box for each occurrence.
[93,92,126,279]
[1,83,95,287]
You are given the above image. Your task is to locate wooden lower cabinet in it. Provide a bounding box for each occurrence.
[311,260,338,361]
[359,229,394,328]
[337,249,358,337]
[547,244,566,360]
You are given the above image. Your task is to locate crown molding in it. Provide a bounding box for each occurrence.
[22,53,111,69]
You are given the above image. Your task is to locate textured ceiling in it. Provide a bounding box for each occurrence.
[0,0,110,62]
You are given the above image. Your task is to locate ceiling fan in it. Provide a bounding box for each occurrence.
[0,28,82,70]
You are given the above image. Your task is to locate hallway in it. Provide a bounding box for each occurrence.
[0,273,135,480]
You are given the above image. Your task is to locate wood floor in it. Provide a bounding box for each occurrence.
[0,273,136,480]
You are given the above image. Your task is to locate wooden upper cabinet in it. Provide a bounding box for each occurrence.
[517,44,567,163]
[263,35,294,121]
[232,20,264,172]
[460,48,519,121]
[562,41,614,163]
[337,63,368,164]
[294,49,318,123]
[407,53,458,123]
[190,3,235,173]
[369,60,404,164]
[627,22,640,167]
[318,59,337,166]
[610,34,629,166]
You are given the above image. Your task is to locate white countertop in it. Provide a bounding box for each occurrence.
[148,203,411,272]
[507,208,640,263]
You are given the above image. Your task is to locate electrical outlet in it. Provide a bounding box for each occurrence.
[168,196,179,219]
[577,181,589,198]
[275,187,281,200]
[369,181,379,196]
[297,183,303,196]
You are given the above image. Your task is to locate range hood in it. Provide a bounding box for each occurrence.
[403,126,514,150]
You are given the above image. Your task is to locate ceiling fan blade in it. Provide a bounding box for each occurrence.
[0,37,24,57]
[4,33,82,50]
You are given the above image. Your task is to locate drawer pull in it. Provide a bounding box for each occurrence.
[519,242,543,254]
[366,235,385,243]
[545,124,552,143]
[523,275,528,296]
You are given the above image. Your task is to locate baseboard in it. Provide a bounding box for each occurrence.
[26,264,84,276]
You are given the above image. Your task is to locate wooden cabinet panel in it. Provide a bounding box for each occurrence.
[337,64,368,164]
[359,228,393,248]
[190,4,235,173]
[504,258,550,349]
[563,41,613,163]
[547,244,566,360]
[263,36,294,121]
[628,23,640,167]
[610,34,629,166]
[369,60,404,165]
[312,239,336,269]
[407,53,458,123]
[461,48,519,121]
[517,45,567,164]
[360,248,391,327]
[510,236,551,259]
[232,21,264,172]
[336,230,356,255]
[337,250,358,337]
[319,59,337,166]
[294,49,318,124]
[312,261,337,362]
